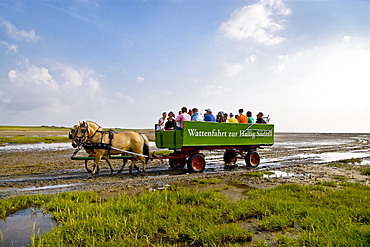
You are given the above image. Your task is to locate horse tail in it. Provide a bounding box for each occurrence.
[139,133,150,157]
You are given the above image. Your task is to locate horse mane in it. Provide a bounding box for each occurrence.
[85,120,103,131]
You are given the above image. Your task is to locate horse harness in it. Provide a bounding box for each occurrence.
[71,126,116,157]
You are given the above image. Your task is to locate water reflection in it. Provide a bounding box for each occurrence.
[0,208,56,247]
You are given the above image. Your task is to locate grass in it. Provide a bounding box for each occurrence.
[151,150,174,156]
[243,171,275,178]
[0,136,70,144]
[361,166,370,176]
[191,178,220,185]
[0,126,70,131]
[1,184,370,246]
[0,126,154,144]
[329,158,363,169]
[0,194,51,218]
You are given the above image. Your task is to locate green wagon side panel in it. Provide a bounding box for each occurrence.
[155,121,274,149]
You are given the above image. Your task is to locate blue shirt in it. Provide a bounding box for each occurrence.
[204,114,216,122]
[191,112,204,121]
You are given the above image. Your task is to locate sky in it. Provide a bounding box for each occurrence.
[0,0,369,133]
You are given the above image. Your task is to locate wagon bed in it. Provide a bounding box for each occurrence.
[155,121,274,172]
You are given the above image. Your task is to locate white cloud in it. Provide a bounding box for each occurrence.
[115,91,134,104]
[0,20,41,42]
[343,35,351,42]
[8,65,59,90]
[136,76,145,82]
[219,0,291,45]
[223,63,244,77]
[0,41,17,53]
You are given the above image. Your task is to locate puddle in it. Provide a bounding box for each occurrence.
[18,183,81,191]
[0,142,159,153]
[263,170,296,178]
[0,208,57,247]
[149,184,171,191]
[0,142,72,152]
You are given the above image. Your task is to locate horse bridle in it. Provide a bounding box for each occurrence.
[69,123,94,148]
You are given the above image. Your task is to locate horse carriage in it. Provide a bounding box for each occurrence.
[70,121,274,176]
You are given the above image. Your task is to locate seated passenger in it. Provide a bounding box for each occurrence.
[216,111,226,122]
[227,113,238,123]
[236,109,248,123]
[176,106,191,129]
[156,112,167,131]
[165,111,177,130]
[191,108,204,121]
[247,111,255,123]
[204,108,216,122]
[256,112,267,124]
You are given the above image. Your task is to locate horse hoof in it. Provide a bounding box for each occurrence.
[88,174,94,179]
[117,170,122,174]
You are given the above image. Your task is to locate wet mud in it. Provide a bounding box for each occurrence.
[0,132,370,199]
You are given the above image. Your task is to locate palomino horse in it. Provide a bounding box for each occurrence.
[69,121,150,177]
[70,124,113,174]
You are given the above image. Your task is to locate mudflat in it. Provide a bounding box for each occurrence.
[0,132,369,199]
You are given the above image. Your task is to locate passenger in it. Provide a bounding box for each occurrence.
[176,106,191,129]
[247,111,255,123]
[216,111,226,122]
[156,112,167,131]
[191,108,204,121]
[236,109,248,123]
[165,111,177,130]
[227,113,238,123]
[188,109,193,116]
[204,108,216,122]
[256,112,267,124]
[224,113,228,122]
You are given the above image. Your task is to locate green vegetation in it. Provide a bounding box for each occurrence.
[1,183,370,246]
[0,136,69,144]
[0,126,70,131]
[329,158,363,169]
[191,178,220,185]
[333,175,349,180]
[151,150,174,156]
[0,195,51,218]
[243,171,275,178]
[361,166,370,176]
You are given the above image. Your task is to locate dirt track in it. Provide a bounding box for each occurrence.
[0,131,369,199]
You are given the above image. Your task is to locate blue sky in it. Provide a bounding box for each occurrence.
[0,0,369,132]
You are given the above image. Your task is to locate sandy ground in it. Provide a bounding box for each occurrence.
[0,131,369,199]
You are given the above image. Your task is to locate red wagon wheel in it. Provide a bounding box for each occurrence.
[187,153,206,173]
[169,158,186,169]
[245,151,260,167]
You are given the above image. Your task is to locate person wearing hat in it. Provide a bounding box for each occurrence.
[227,113,238,123]
[204,108,216,122]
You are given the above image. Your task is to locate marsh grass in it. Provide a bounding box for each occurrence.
[361,166,370,175]
[0,126,70,131]
[2,183,370,246]
[0,195,51,218]
[329,158,363,170]
[191,178,220,185]
[243,171,274,178]
[0,136,69,144]
[151,150,174,156]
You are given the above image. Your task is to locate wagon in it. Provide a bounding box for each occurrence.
[71,121,274,173]
[154,121,274,172]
